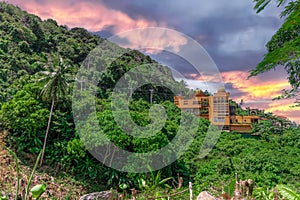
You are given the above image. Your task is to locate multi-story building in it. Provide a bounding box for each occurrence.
[174,88,261,132]
[174,89,210,120]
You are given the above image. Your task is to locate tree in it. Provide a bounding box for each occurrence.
[0,84,49,153]
[38,57,72,166]
[249,0,300,104]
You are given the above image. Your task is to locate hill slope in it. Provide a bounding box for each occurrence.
[0,2,189,198]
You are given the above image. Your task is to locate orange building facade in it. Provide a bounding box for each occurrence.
[174,88,261,132]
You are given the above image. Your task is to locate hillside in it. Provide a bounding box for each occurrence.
[0,2,190,198]
[0,2,185,103]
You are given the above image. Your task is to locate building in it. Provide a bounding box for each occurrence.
[174,88,261,132]
[174,89,210,120]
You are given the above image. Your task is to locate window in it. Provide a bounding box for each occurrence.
[214,117,225,123]
[194,109,200,115]
[186,108,193,113]
[193,101,200,105]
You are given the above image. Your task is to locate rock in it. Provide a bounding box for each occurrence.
[197,191,217,200]
[79,191,120,200]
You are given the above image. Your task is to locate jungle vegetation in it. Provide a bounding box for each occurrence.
[0,2,299,199]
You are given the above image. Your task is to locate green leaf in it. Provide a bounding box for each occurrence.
[139,179,147,188]
[0,196,9,200]
[119,183,128,190]
[158,177,173,186]
[30,184,46,199]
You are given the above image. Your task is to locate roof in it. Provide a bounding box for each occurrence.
[217,87,226,93]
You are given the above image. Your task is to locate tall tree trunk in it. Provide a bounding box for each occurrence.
[40,97,55,167]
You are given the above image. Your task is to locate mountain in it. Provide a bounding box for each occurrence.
[93,30,114,39]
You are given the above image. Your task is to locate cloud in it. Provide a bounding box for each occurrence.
[221,70,300,123]
[109,27,187,54]
[101,0,277,21]
[221,70,289,100]
[101,0,283,72]
[7,0,159,32]
[219,27,277,54]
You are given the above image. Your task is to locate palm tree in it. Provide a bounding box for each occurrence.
[38,57,72,166]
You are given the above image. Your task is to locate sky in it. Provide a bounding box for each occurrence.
[6,0,300,123]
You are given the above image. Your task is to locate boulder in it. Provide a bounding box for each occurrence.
[79,191,120,200]
[197,191,217,200]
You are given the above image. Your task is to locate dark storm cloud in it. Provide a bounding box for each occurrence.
[212,51,265,72]
[149,51,205,77]
[224,83,249,99]
[100,0,283,72]
[100,0,165,21]
[148,46,265,74]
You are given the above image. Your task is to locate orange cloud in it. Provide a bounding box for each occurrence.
[242,83,289,99]
[220,70,299,123]
[266,99,300,123]
[7,0,159,32]
[221,70,289,101]
[267,100,300,112]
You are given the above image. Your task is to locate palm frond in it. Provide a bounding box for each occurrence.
[277,184,300,200]
[36,56,73,101]
[253,0,289,13]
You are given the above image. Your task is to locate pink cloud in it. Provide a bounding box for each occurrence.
[110,27,188,54]
[7,0,160,32]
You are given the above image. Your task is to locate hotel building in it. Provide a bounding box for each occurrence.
[174,88,261,132]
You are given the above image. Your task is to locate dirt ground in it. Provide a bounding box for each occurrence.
[0,131,86,200]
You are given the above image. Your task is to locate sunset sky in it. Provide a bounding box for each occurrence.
[6,0,300,123]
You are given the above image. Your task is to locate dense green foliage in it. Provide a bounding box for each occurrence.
[192,129,300,190]
[0,2,299,198]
